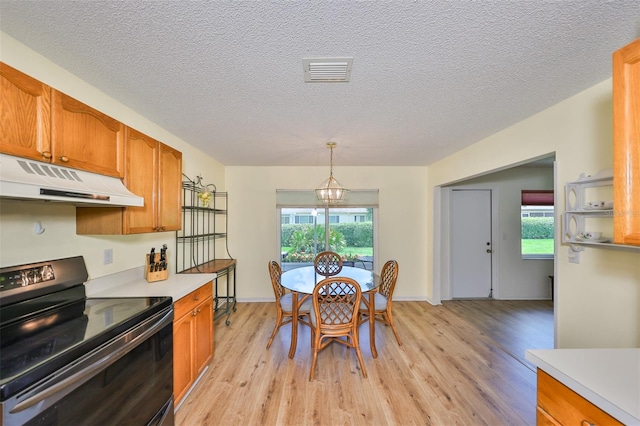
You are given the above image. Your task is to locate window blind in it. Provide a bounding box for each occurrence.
[276,189,379,208]
[521,190,554,206]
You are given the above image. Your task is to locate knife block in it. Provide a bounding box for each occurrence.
[145,253,168,283]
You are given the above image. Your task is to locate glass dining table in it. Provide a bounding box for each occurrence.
[280,265,381,359]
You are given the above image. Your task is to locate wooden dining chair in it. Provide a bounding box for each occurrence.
[266,260,311,349]
[314,251,343,277]
[309,276,367,380]
[360,260,402,345]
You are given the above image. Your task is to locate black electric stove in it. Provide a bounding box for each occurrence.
[0,256,174,426]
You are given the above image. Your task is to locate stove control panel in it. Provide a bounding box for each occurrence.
[0,264,55,292]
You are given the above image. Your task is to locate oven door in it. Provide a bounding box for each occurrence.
[2,306,174,426]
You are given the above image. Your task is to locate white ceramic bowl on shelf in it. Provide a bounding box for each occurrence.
[584,201,613,210]
[585,201,605,209]
[578,232,602,240]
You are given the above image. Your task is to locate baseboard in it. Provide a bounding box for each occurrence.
[235,296,436,304]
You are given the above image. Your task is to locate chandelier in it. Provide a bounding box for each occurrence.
[315,142,348,203]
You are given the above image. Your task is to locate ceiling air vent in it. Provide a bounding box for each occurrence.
[303,58,353,83]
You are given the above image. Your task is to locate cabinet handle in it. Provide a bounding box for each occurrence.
[160,226,166,231]
[197,308,201,314]
[41,151,52,160]
[59,156,69,162]
[192,310,197,317]
[581,421,595,426]
[194,295,199,301]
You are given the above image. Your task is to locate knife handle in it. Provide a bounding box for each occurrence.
[149,248,155,272]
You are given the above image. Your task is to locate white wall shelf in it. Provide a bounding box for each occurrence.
[563,169,640,263]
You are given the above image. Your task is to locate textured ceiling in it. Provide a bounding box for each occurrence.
[1,1,638,166]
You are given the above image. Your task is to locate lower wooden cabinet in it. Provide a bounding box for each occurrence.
[536,369,623,426]
[173,282,214,406]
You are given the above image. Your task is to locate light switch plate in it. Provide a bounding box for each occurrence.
[104,248,113,265]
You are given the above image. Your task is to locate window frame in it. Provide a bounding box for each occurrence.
[521,190,555,260]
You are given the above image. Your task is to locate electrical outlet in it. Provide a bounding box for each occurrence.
[104,249,113,265]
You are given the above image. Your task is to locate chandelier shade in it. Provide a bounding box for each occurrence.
[315,142,348,203]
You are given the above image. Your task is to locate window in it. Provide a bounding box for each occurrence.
[276,190,378,272]
[521,190,554,259]
[279,210,375,272]
[294,215,314,224]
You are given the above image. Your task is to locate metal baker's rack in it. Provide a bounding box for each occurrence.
[176,174,236,325]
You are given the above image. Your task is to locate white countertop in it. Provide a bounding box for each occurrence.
[526,348,640,425]
[86,266,216,301]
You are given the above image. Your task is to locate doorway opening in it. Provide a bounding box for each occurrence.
[433,153,556,347]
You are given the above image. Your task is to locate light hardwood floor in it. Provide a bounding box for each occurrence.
[176,300,553,425]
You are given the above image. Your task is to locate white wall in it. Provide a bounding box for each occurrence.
[428,80,640,348]
[225,166,430,302]
[0,33,225,281]
[440,166,555,300]
[2,31,638,348]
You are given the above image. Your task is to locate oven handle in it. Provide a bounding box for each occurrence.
[10,307,173,414]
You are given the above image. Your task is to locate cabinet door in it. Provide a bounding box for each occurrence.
[51,90,124,178]
[537,370,623,426]
[158,143,182,231]
[123,128,159,233]
[173,312,194,405]
[194,297,214,376]
[613,38,640,246]
[0,63,52,161]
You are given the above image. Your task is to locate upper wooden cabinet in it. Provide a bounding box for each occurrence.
[52,90,124,178]
[1,63,182,235]
[123,128,182,233]
[0,62,124,178]
[613,38,640,246]
[157,142,183,231]
[0,63,52,161]
[76,127,182,234]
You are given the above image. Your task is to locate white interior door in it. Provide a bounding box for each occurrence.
[451,189,493,298]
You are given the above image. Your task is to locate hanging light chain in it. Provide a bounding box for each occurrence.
[329,143,334,179]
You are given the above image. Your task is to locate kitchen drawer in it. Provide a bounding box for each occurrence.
[537,369,623,426]
[174,282,212,319]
